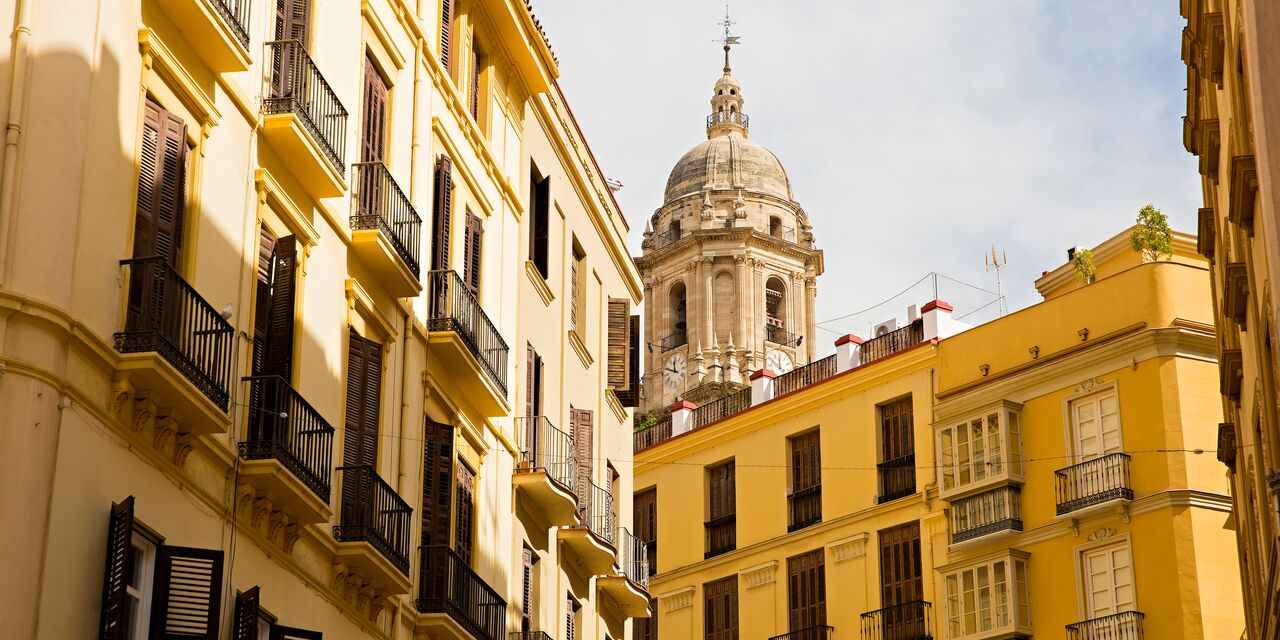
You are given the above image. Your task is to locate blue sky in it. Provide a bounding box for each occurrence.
[534,1,1198,338]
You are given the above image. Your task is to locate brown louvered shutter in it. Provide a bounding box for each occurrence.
[607,299,630,391]
[263,236,297,379]
[439,0,453,74]
[617,315,641,407]
[150,545,224,640]
[792,431,821,492]
[251,227,278,376]
[521,547,535,632]
[98,497,135,640]
[421,419,454,547]
[431,156,453,273]
[343,330,381,469]
[361,58,387,163]
[787,549,826,632]
[462,211,482,294]
[881,397,913,462]
[524,344,537,418]
[271,627,323,640]
[565,594,576,640]
[132,100,187,266]
[705,576,739,640]
[469,43,480,120]
[572,409,594,518]
[633,489,656,575]
[879,521,922,607]
[531,176,550,277]
[233,587,260,640]
[271,0,310,97]
[455,461,475,563]
[709,462,735,520]
[358,337,382,468]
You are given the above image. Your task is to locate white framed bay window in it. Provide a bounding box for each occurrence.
[942,551,1032,639]
[936,401,1025,499]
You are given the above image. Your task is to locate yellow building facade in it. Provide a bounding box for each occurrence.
[1179,1,1280,636]
[0,0,648,638]
[633,228,1243,639]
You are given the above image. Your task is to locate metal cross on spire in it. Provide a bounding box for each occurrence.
[716,2,740,72]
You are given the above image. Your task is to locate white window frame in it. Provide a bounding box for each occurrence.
[935,401,1024,499]
[941,550,1032,639]
[1061,381,1123,463]
[126,532,157,640]
[1073,534,1136,621]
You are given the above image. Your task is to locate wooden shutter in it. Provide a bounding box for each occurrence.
[879,521,922,607]
[462,211,482,294]
[791,431,821,491]
[455,461,475,564]
[617,314,641,407]
[98,496,135,640]
[469,44,480,120]
[263,236,298,379]
[569,255,580,330]
[344,330,382,469]
[421,419,454,547]
[565,594,576,640]
[634,488,656,575]
[133,99,187,266]
[521,547,534,633]
[271,0,310,98]
[531,176,550,277]
[787,549,826,631]
[271,626,323,640]
[251,227,278,376]
[881,397,914,462]
[704,576,739,640]
[431,156,453,272]
[709,462,735,520]
[525,344,537,418]
[360,58,388,163]
[150,545,224,640]
[439,0,453,73]
[572,409,594,517]
[233,587,260,640]
[607,299,630,391]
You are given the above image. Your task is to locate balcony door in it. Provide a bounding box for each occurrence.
[271,0,311,98]
[787,549,826,633]
[342,329,382,522]
[1070,391,1122,462]
[357,57,388,222]
[571,408,594,522]
[879,521,923,639]
[127,99,188,330]
[1081,542,1135,619]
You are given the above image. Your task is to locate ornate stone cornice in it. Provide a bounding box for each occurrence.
[740,561,778,588]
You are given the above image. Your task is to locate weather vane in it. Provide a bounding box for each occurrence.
[716,2,740,71]
[985,245,1009,317]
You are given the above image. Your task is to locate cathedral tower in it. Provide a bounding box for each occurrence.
[636,45,823,412]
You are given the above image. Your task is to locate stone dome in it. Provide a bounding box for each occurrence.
[663,132,793,203]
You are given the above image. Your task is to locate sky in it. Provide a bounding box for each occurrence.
[533,1,1199,340]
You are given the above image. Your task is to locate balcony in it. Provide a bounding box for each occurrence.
[787,485,821,532]
[774,355,837,396]
[634,414,673,452]
[658,329,688,351]
[1055,453,1133,517]
[766,324,802,348]
[560,480,616,576]
[704,513,736,559]
[770,627,833,640]
[861,600,934,640]
[511,633,553,640]
[415,545,506,640]
[877,454,916,504]
[860,320,925,364]
[598,527,650,618]
[427,270,510,415]
[351,162,422,297]
[262,40,348,197]
[1065,611,1144,640]
[238,375,334,524]
[707,110,750,130]
[154,0,250,72]
[513,417,579,526]
[693,388,751,428]
[950,486,1022,544]
[114,257,235,429]
[333,465,413,591]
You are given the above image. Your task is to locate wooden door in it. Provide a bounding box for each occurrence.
[572,408,594,520]
[1082,543,1135,618]
[879,521,923,638]
[705,576,739,640]
[271,0,311,97]
[420,419,454,548]
[634,489,656,575]
[342,330,381,524]
[454,461,475,564]
[787,549,826,632]
[1072,391,1122,461]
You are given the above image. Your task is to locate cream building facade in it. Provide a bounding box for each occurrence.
[0,0,648,638]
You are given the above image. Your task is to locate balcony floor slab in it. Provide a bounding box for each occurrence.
[350,229,422,298]
[559,527,616,577]
[261,113,347,198]
[332,541,413,595]
[597,575,650,619]
[116,352,231,435]
[238,458,331,525]
[514,471,580,527]
[426,330,509,417]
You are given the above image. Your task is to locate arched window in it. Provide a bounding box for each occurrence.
[765,276,786,343]
[769,216,783,238]
[668,282,688,349]
[669,220,681,243]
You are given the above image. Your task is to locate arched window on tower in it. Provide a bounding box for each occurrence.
[769,216,783,238]
[765,277,787,344]
[667,282,688,350]
[668,220,681,245]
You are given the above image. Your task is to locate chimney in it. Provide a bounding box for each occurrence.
[749,369,776,405]
[834,334,864,372]
[669,400,697,436]
[921,299,956,341]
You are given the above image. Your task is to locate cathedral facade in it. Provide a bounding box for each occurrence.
[636,48,824,412]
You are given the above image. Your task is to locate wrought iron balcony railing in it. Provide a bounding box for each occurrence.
[774,355,836,396]
[352,162,422,277]
[877,453,916,504]
[417,545,506,640]
[860,600,934,640]
[334,465,412,574]
[634,414,672,452]
[765,324,802,348]
[579,479,616,546]
[515,416,576,493]
[770,626,834,640]
[616,526,650,590]
[693,387,752,428]
[428,270,509,395]
[787,484,821,532]
[115,257,235,410]
[950,485,1022,543]
[1055,453,1133,516]
[211,0,251,48]
[1066,611,1145,640]
[510,633,553,640]
[704,513,736,559]
[265,40,348,172]
[860,320,925,364]
[707,110,750,129]
[658,329,688,351]
[240,375,335,500]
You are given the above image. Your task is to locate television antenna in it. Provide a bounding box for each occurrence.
[985,246,1009,317]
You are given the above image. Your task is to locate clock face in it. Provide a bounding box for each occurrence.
[766,349,794,374]
[664,353,688,389]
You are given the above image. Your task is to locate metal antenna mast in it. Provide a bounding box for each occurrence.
[985,246,1009,317]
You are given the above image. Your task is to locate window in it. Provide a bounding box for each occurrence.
[1069,390,1122,461]
[942,553,1031,639]
[565,594,580,640]
[571,408,595,519]
[936,402,1024,498]
[878,396,916,503]
[766,277,786,342]
[455,460,476,564]
[950,487,1022,544]
[343,329,382,469]
[131,99,188,269]
[421,419,454,547]
[706,461,736,558]
[463,210,483,294]
[787,549,826,632]
[607,299,639,406]
[668,220,681,242]
[270,0,311,97]
[704,576,739,640]
[360,57,388,163]
[570,239,585,334]
[634,488,657,576]
[431,155,454,273]
[234,586,323,640]
[521,547,537,633]
[1080,541,1135,619]
[529,168,550,278]
[879,521,924,636]
[788,430,821,531]
[438,0,454,74]
[469,41,483,121]
[124,532,157,640]
[525,343,543,418]
[250,228,298,379]
[666,282,687,349]
[769,216,783,238]
[635,599,658,640]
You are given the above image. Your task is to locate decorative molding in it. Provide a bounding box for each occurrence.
[1074,377,1106,394]
[828,533,869,563]
[525,260,555,306]
[660,586,696,611]
[740,561,778,588]
[1087,527,1116,541]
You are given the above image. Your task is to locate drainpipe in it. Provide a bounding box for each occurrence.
[0,0,36,284]
[397,309,411,495]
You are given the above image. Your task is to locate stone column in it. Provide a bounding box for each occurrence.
[806,276,818,362]
[735,255,749,359]
[643,278,655,407]
[791,270,805,363]
[752,259,764,364]
[702,257,715,353]
[690,258,704,355]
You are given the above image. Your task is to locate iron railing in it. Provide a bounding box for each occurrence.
[766,324,802,347]
[658,330,688,351]
[877,454,916,503]
[334,465,412,574]
[860,320,924,364]
[634,414,673,452]
[352,162,422,277]
[210,0,251,48]
[239,375,334,500]
[416,545,506,640]
[579,479,616,546]
[115,257,235,410]
[510,633,553,640]
[264,40,348,172]
[693,387,752,428]
[1066,611,1145,640]
[1055,453,1133,516]
[616,526,650,590]
[704,513,736,559]
[860,600,934,640]
[770,626,834,640]
[787,484,821,532]
[765,224,798,243]
[656,229,682,247]
[775,355,837,397]
[707,110,750,129]
[515,416,576,494]
[951,485,1022,543]
[428,270,509,395]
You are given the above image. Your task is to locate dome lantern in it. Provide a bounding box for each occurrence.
[707,45,748,138]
